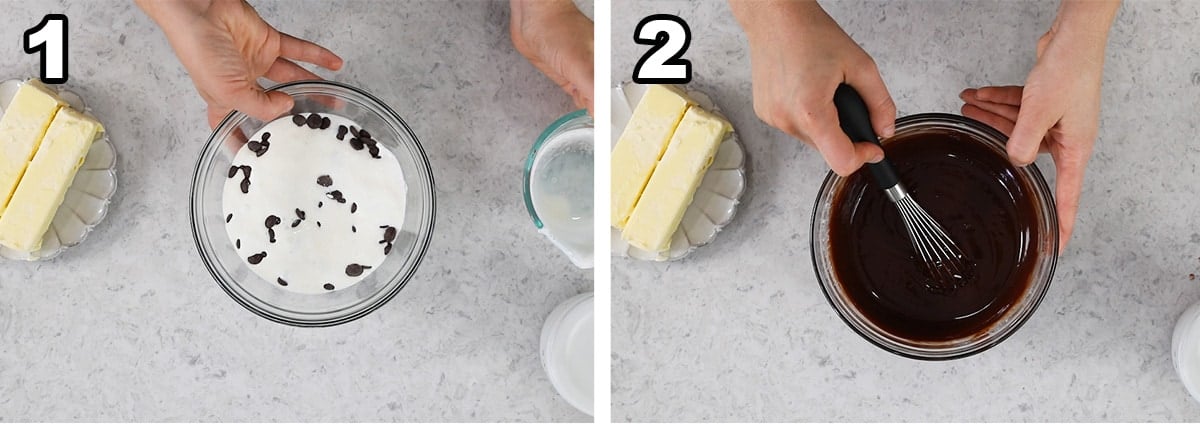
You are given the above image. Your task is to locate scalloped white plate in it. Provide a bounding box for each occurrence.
[611,83,746,261]
[0,79,117,261]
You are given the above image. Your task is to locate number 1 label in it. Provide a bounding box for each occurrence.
[632,14,692,84]
[24,14,69,84]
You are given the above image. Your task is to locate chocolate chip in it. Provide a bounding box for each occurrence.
[323,283,335,291]
[225,213,232,223]
[265,215,281,228]
[261,132,271,142]
[384,227,397,242]
[306,114,322,129]
[349,126,360,138]
[238,166,253,193]
[255,140,270,157]
[248,252,267,264]
[317,175,332,187]
[268,228,276,243]
[350,138,364,150]
[326,190,346,203]
[292,114,306,126]
[236,239,241,249]
[358,129,371,140]
[277,278,288,286]
[384,243,392,255]
[236,165,253,192]
[227,166,239,178]
[345,263,372,277]
[318,202,323,208]
[291,219,301,228]
[367,143,380,159]
[316,221,322,227]
[337,125,348,140]
[248,141,262,152]
[352,226,356,233]
[295,208,306,219]
[321,117,331,129]
[350,203,357,214]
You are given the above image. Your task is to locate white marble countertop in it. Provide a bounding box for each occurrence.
[0,0,590,421]
[612,0,1200,421]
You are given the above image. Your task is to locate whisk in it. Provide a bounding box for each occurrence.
[832,84,969,287]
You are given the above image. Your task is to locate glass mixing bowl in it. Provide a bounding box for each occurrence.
[810,113,1057,359]
[190,81,436,327]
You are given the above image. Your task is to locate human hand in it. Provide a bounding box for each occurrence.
[510,0,594,114]
[959,1,1118,251]
[730,0,895,176]
[136,0,344,128]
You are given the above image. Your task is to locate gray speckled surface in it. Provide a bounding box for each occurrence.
[0,0,590,421]
[613,0,1200,421]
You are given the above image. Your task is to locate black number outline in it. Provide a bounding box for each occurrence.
[23,14,69,84]
[632,14,692,84]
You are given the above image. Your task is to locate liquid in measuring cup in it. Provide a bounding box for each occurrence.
[530,126,594,268]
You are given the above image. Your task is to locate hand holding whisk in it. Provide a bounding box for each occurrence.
[832,83,971,289]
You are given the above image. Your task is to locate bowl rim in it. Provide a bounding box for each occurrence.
[809,112,1058,360]
[189,79,437,327]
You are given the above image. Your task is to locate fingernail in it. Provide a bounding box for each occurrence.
[868,151,885,164]
[882,124,895,138]
[1010,155,1034,167]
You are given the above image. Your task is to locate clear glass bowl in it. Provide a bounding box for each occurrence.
[190,81,436,327]
[810,113,1058,360]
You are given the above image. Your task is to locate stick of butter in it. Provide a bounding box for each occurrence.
[622,106,730,254]
[0,107,103,252]
[610,84,694,229]
[0,80,67,217]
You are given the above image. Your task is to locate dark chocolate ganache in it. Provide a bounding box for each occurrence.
[829,129,1041,341]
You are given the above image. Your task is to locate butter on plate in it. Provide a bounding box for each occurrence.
[0,106,103,252]
[622,105,730,254]
[0,80,67,217]
[610,84,694,230]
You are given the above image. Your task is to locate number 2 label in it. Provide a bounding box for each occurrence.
[632,14,692,84]
[24,14,69,84]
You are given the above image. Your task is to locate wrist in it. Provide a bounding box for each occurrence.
[136,0,213,31]
[730,0,835,45]
[1053,0,1120,44]
[511,0,579,24]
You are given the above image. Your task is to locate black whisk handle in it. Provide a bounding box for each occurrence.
[833,83,900,190]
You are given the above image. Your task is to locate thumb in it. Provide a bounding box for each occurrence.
[1007,96,1058,166]
[809,103,884,176]
[846,63,896,138]
[566,52,594,114]
[229,85,294,123]
[1050,151,1088,254]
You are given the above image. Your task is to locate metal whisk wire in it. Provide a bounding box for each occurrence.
[833,83,970,288]
[889,186,967,285]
